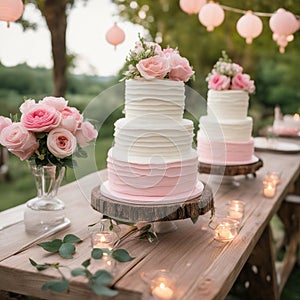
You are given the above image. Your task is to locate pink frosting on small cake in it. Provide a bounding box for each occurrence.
[106,149,201,200]
[197,134,255,165]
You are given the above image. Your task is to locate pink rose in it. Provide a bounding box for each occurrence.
[136,56,169,80]
[60,116,78,133]
[75,121,98,147]
[231,73,255,93]
[0,116,12,132]
[20,99,36,114]
[62,107,83,127]
[40,96,68,112]
[0,123,38,160]
[208,74,230,90]
[21,104,61,132]
[47,128,77,159]
[168,53,194,82]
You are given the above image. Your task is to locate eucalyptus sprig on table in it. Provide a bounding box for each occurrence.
[29,233,134,297]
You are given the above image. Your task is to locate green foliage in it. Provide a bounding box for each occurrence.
[37,234,82,259]
[30,239,134,297]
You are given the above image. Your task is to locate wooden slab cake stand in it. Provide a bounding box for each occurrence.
[198,158,263,187]
[91,184,213,232]
[198,158,263,177]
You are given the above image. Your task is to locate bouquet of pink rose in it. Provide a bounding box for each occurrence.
[0,96,98,168]
[206,51,255,94]
[123,35,194,82]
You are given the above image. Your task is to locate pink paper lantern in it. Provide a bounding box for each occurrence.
[269,8,299,53]
[179,0,206,15]
[0,0,24,28]
[236,11,263,44]
[198,2,225,31]
[105,23,125,49]
[269,8,298,36]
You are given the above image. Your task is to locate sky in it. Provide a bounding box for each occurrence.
[0,0,144,76]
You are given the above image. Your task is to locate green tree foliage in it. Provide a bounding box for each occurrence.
[112,0,300,120]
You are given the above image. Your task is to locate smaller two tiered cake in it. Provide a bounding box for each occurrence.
[197,51,256,165]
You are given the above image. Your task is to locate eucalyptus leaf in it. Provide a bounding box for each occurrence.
[63,234,82,244]
[59,243,75,259]
[71,267,87,277]
[38,239,63,253]
[89,283,118,297]
[93,270,114,285]
[112,249,134,262]
[191,216,199,224]
[41,279,69,293]
[91,248,103,260]
[82,258,91,268]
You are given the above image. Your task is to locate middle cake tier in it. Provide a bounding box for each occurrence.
[105,116,201,201]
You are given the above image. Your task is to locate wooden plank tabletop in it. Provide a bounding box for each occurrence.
[0,137,299,300]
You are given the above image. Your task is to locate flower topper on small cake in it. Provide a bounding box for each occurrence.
[123,35,194,82]
[207,51,255,93]
[0,97,98,168]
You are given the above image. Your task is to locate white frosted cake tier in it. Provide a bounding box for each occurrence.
[198,116,253,142]
[124,79,185,120]
[207,90,249,120]
[113,117,195,162]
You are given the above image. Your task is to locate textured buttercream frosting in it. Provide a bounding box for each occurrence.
[105,79,202,201]
[125,79,185,120]
[197,89,254,165]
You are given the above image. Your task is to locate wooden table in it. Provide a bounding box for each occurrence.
[0,137,299,300]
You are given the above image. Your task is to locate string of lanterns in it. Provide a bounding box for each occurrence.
[179,0,300,53]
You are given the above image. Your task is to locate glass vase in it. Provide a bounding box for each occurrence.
[24,164,66,235]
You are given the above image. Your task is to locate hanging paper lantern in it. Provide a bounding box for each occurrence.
[105,22,125,49]
[0,0,24,28]
[236,11,263,44]
[269,8,298,36]
[269,8,299,53]
[179,0,206,15]
[198,2,225,31]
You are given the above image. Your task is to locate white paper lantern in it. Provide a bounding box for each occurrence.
[198,2,225,31]
[236,11,263,44]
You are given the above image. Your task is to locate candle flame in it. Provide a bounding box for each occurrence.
[160,283,166,289]
[294,113,299,121]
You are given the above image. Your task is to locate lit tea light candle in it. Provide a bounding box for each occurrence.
[214,219,238,242]
[91,232,114,250]
[151,273,175,300]
[228,200,245,221]
[263,182,276,198]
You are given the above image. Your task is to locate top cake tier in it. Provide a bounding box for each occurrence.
[207,90,249,121]
[124,79,185,120]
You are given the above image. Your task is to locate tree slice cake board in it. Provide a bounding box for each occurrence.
[91,183,213,224]
[198,158,263,177]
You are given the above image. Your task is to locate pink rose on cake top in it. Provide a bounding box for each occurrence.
[197,51,257,166]
[102,36,203,203]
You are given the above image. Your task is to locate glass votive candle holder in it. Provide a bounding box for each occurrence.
[263,180,276,198]
[213,218,239,242]
[150,270,176,300]
[90,229,117,250]
[227,200,245,222]
[266,171,281,186]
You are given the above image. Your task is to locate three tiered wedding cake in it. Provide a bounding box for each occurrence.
[101,38,203,202]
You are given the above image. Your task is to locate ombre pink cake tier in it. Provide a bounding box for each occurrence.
[197,134,256,165]
[102,149,203,203]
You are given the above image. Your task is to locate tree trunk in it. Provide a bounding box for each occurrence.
[40,0,68,97]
